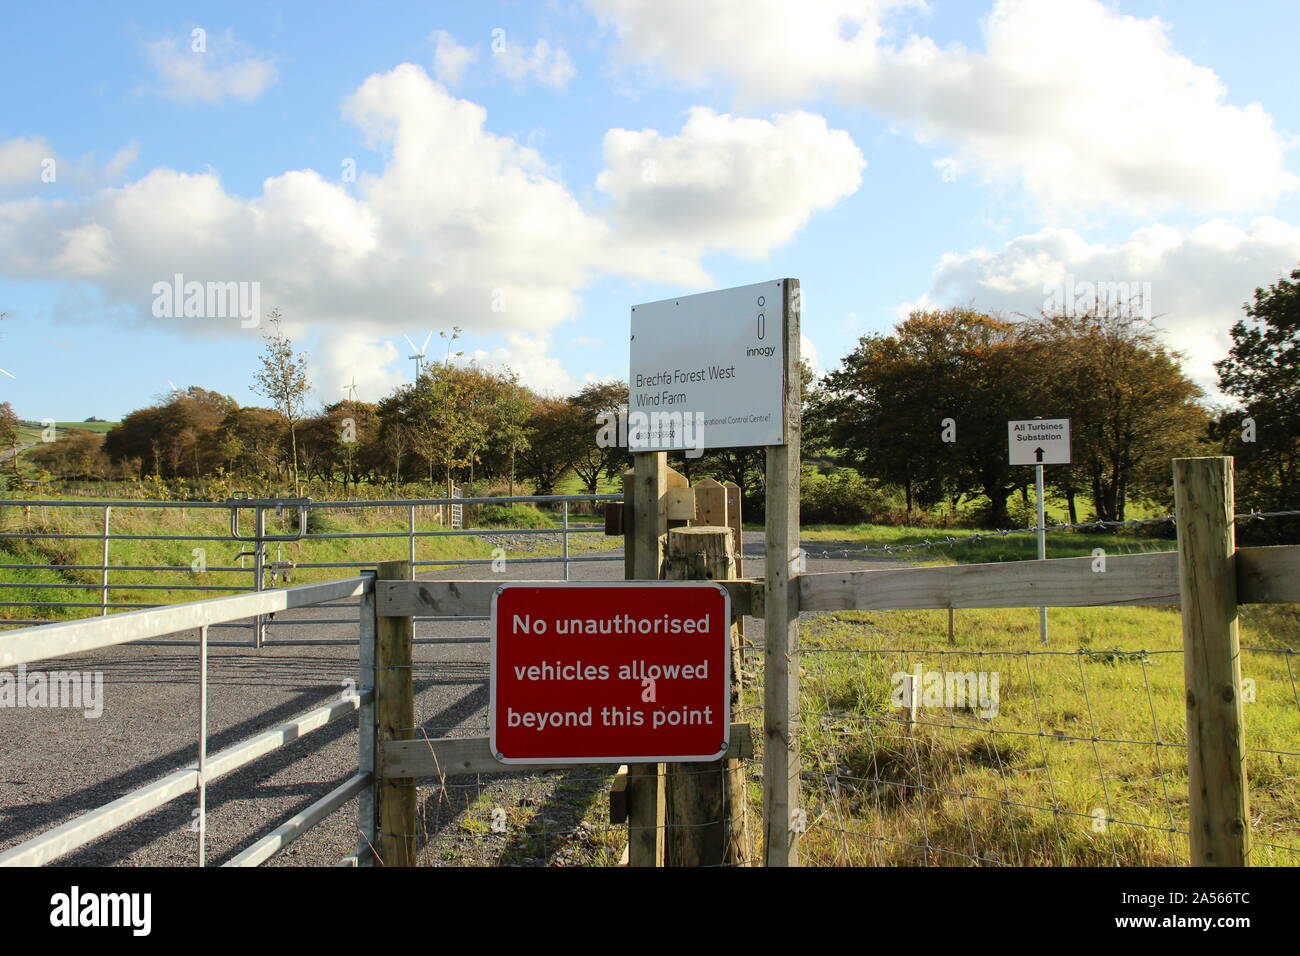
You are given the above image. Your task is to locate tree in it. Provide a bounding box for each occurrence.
[104,387,238,479]
[810,309,1035,525]
[252,310,312,495]
[0,401,22,475]
[569,381,629,497]
[216,406,287,482]
[1022,309,1210,524]
[1215,267,1300,534]
[384,366,476,493]
[459,366,532,490]
[518,398,586,495]
[477,373,533,495]
[26,429,114,480]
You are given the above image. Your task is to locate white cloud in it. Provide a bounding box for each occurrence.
[597,107,865,264]
[470,332,584,396]
[431,29,476,86]
[313,331,406,405]
[0,66,607,338]
[589,0,1297,217]
[146,33,277,104]
[901,217,1300,396]
[493,38,576,89]
[0,137,52,192]
[0,64,862,392]
[800,332,821,374]
[0,136,138,194]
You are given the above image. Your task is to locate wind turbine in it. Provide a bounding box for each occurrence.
[342,378,358,402]
[403,332,433,380]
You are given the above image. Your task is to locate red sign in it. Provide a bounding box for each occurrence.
[490,582,731,764]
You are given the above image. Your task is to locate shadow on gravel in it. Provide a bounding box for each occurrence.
[7,682,340,854]
[51,683,363,866]
[50,669,496,866]
[11,643,618,866]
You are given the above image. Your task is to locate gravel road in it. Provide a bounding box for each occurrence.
[0,529,902,867]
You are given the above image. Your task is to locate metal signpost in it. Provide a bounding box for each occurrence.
[628,277,802,865]
[1008,418,1071,643]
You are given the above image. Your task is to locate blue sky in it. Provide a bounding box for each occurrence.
[2,0,1299,421]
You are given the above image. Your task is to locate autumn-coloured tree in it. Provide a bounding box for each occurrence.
[1021,309,1209,523]
[1215,267,1300,539]
[102,387,238,479]
[810,309,1035,525]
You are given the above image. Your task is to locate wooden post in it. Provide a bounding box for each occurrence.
[625,452,668,866]
[664,526,751,866]
[697,478,748,667]
[1174,456,1250,866]
[356,569,378,865]
[764,277,802,867]
[694,477,727,527]
[632,453,669,579]
[622,468,636,582]
[376,560,417,866]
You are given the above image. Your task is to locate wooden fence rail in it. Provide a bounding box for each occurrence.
[375,542,1299,625]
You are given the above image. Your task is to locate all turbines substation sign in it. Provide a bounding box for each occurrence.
[1007,418,1072,466]
[628,279,788,451]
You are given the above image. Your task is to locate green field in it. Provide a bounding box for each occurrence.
[741,523,1300,867]
[780,601,1299,866]
[14,420,116,444]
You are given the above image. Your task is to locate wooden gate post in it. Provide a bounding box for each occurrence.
[625,453,668,866]
[664,526,751,866]
[375,560,417,866]
[764,277,802,867]
[1173,456,1250,866]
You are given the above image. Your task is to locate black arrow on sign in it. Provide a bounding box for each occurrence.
[1034,447,1045,463]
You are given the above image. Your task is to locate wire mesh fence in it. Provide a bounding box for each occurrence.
[786,511,1300,867]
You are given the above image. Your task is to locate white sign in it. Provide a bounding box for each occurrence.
[1008,419,1071,466]
[629,279,787,451]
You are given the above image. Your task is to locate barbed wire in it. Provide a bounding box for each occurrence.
[1239,508,1300,522]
